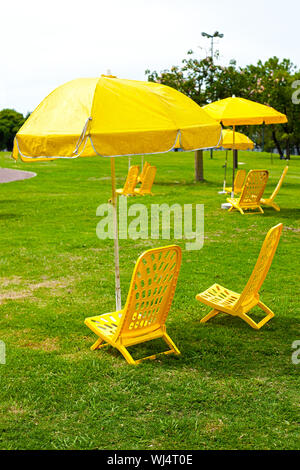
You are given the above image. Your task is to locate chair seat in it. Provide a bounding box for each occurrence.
[227,197,260,208]
[225,187,241,194]
[85,311,123,339]
[116,188,134,195]
[227,197,238,205]
[196,283,240,312]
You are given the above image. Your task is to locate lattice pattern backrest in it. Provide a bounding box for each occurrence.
[118,245,182,338]
[237,224,283,307]
[270,166,288,199]
[123,165,139,193]
[139,161,150,183]
[140,166,157,192]
[240,170,269,205]
[234,169,246,191]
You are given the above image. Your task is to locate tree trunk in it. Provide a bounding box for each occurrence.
[195,150,204,182]
[272,129,284,159]
[295,142,300,156]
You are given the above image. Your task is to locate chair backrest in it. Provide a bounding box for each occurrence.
[236,223,283,310]
[269,166,288,201]
[239,170,269,206]
[116,245,182,340]
[139,165,157,194]
[123,165,139,194]
[138,161,150,183]
[234,169,246,192]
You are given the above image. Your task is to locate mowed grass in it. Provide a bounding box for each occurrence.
[0,149,299,450]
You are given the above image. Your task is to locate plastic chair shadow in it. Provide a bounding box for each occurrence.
[85,245,182,364]
[134,166,157,196]
[227,169,269,214]
[261,166,288,211]
[196,223,283,330]
[225,169,246,195]
[116,165,139,196]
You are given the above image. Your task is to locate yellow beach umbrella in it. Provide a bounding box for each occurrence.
[13,75,221,310]
[203,97,287,197]
[219,129,254,151]
[218,129,254,194]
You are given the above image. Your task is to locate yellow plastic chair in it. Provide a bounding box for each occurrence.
[134,165,157,196]
[116,165,139,196]
[196,223,283,330]
[225,169,246,194]
[227,169,269,214]
[261,166,288,211]
[137,161,150,184]
[85,245,182,365]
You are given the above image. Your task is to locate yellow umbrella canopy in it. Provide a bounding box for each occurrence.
[12,75,221,311]
[203,97,287,196]
[13,76,221,161]
[219,129,254,150]
[203,97,287,126]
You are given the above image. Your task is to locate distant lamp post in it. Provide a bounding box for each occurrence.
[202,31,224,159]
[201,31,224,61]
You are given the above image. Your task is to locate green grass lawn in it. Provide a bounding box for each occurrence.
[0,149,299,450]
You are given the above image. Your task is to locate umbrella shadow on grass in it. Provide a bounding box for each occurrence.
[166,314,299,378]
[111,314,299,378]
[0,213,19,220]
[261,207,300,221]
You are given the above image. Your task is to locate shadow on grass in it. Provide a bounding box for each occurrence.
[109,314,299,378]
[0,213,19,220]
[261,207,300,220]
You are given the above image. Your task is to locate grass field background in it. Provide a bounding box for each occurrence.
[0,149,299,450]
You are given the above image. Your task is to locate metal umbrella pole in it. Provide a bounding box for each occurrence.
[231,125,236,198]
[110,157,122,311]
[218,149,228,194]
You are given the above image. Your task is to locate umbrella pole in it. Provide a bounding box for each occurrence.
[224,150,228,190]
[218,149,228,194]
[231,126,236,198]
[111,158,122,311]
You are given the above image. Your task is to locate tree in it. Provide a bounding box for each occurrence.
[146,53,300,160]
[0,109,26,151]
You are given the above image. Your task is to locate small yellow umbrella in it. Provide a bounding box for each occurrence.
[203,97,287,197]
[218,129,254,193]
[13,75,221,310]
[219,129,254,151]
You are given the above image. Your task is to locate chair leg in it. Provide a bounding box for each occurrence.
[271,201,280,211]
[90,337,108,350]
[257,301,275,328]
[163,332,181,355]
[200,309,220,324]
[239,302,274,330]
[239,312,261,330]
[117,344,137,365]
[258,205,264,214]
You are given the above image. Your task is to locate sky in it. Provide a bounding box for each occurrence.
[2,0,300,115]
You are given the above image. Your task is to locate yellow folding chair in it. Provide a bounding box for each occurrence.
[137,161,150,184]
[134,166,157,196]
[116,165,139,196]
[261,166,288,211]
[225,169,246,194]
[227,169,269,214]
[196,223,283,330]
[85,245,182,365]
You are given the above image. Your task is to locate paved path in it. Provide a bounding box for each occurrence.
[0,168,36,183]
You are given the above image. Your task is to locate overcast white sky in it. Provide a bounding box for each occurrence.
[2,0,300,115]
